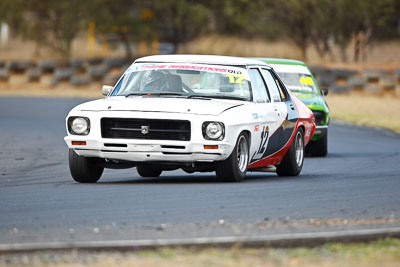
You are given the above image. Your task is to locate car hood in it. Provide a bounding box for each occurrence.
[292,92,325,109]
[74,96,244,116]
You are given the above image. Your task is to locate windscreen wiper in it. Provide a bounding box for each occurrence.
[150,93,186,97]
[188,94,247,101]
[124,93,149,97]
[186,95,212,100]
[125,92,186,98]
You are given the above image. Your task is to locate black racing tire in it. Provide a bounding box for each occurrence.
[215,132,249,182]
[69,149,103,183]
[307,131,328,157]
[276,128,304,177]
[136,165,162,177]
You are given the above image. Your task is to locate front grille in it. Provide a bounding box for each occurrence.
[101,118,191,141]
[312,111,325,126]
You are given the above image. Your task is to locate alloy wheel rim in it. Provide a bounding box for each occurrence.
[237,136,249,173]
[295,131,304,166]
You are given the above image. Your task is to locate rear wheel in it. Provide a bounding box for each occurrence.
[136,165,162,177]
[307,131,328,157]
[276,128,304,176]
[69,149,103,183]
[215,132,249,182]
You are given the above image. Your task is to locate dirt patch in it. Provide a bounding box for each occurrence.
[1,238,400,267]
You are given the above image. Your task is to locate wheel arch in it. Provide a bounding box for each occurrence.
[297,124,305,134]
[294,119,312,145]
[225,123,252,154]
[241,129,251,147]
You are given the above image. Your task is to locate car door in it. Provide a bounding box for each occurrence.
[247,68,280,162]
[260,68,298,154]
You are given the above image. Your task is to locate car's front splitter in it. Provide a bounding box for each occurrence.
[64,136,232,163]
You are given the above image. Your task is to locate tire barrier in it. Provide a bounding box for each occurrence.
[103,57,130,69]
[7,61,33,73]
[53,67,74,83]
[70,75,91,86]
[38,59,57,73]
[87,65,110,81]
[312,66,400,94]
[0,58,399,94]
[69,59,86,73]
[0,68,9,81]
[26,67,41,82]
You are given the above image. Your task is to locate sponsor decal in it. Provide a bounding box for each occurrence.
[252,125,270,160]
[254,125,259,132]
[129,63,250,80]
[139,64,229,73]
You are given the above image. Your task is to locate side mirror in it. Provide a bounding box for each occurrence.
[321,88,329,96]
[102,85,113,96]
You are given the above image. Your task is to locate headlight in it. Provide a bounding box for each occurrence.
[202,121,225,140]
[68,117,90,135]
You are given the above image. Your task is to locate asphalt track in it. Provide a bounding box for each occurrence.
[0,97,400,248]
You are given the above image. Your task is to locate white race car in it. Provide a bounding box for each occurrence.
[65,55,315,182]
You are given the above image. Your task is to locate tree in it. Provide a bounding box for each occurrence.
[263,0,399,62]
[2,0,399,60]
[86,0,145,58]
[353,0,398,61]
[1,0,91,59]
[307,0,336,61]
[0,0,23,26]
[265,0,315,60]
[152,0,209,53]
[327,0,398,62]
[205,0,266,37]
[25,0,90,59]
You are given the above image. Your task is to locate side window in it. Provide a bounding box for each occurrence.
[261,69,282,102]
[248,68,270,103]
[271,72,289,101]
[111,74,124,96]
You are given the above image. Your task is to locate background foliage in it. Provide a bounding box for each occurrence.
[0,0,399,60]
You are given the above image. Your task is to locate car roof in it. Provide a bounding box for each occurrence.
[135,54,270,67]
[251,57,307,66]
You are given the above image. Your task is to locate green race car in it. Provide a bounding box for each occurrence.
[254,58,330,157]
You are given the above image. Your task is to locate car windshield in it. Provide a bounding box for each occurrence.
[277,72,318,93]
[111,63,252,101]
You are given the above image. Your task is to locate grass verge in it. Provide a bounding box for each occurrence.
[1,238,400,267]
[326,93,400,134]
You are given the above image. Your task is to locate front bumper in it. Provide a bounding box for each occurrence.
[64,136,232,163]
[311,125,328,140]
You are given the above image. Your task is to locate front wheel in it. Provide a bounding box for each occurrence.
[69,149,103,183]
[307,131,328,157]
[276,128,304,176]
[215,132,249,182]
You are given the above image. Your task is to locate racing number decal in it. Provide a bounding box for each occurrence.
[253,126,269,160]
[300,76,314,86]
[226,74,245,84]
[235,74,245,84]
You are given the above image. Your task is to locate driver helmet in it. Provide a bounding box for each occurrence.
[143,71,168,92]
